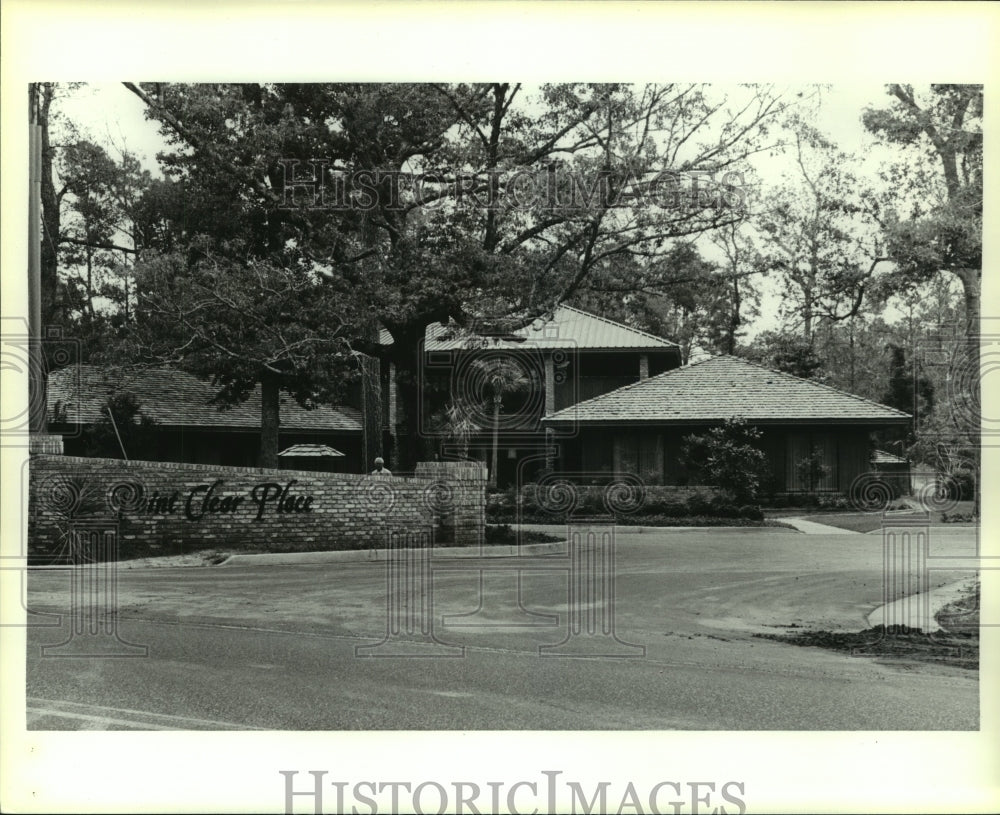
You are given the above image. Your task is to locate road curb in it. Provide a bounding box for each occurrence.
[218,539,569,566]
[865,577,977,633]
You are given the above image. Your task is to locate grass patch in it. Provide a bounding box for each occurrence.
[772,503,979,534]
[790,513,888,533]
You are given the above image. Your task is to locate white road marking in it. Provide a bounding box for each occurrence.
[26,697,266,730]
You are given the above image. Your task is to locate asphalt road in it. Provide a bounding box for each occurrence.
[24,526,980,730]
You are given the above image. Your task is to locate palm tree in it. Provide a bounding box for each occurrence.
[440,399,479,460]
[472,357,531,488]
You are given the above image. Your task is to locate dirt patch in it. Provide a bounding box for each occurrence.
[755,583,981,670]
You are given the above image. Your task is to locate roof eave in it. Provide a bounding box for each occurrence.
[542,416,911,427]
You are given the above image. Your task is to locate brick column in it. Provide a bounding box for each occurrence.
[415,460,487,547]
[30,435,64,454]
[638,354,649,380]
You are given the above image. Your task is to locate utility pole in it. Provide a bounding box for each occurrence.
[28,83,47,435]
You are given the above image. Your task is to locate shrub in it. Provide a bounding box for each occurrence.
[947,469,976,501]
[685,493,711,516]
[660,501,686,518]
[710,494,740,518]
[679,417,771,504]
[739,504,764,520]
[816,494,850,510]
[794,449,833,493]
[578,489,606,515]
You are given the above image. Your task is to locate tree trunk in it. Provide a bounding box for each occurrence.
[490,395,501,488]
[952,266,981,515]
[727,274,741,355]
[259,374,280,469]
[952,267,981,341]
[849,316,856,391]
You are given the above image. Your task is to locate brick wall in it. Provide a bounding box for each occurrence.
[29,455,485,562]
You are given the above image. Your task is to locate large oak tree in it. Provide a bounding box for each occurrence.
[124,82,791,468]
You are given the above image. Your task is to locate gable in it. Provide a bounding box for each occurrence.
[380,305,679,352]
[543,355,911,425]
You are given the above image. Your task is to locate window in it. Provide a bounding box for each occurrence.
[786,432,837,492]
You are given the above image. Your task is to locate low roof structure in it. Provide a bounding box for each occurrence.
[543,355,911,426]
[872,449,909,466]
[278,444,345,457]
[48,365,362,432]
[380,305,680,353]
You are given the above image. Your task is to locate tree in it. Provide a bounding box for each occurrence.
[708,221,765,355]
[882,344,934,420]
[123,82,792,468]
[742,331,824,380]
[753,125,886,345]
[435,400,479,460]
[863,85,982,509]
[128,253,361,467]
[572,242,722,363]
[79,392,160,461]
[471,357,532,488]
[57,139,151,332]
[863,84,982,337]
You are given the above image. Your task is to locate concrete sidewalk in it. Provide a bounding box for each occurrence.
[780,517,860,535]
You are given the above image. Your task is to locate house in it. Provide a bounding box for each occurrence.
[44,308,912,496]
[47,365,364,470]
[380,305,682,485]
[541,355,911,493]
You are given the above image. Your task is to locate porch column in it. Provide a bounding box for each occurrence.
[638,354,649,380]
[387,360,398,468]
[544,353,555,415]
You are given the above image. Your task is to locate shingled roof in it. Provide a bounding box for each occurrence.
[543,355,911,425]
[872,449,909,465]
[48,366,362,432]
[380,305,679,352]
